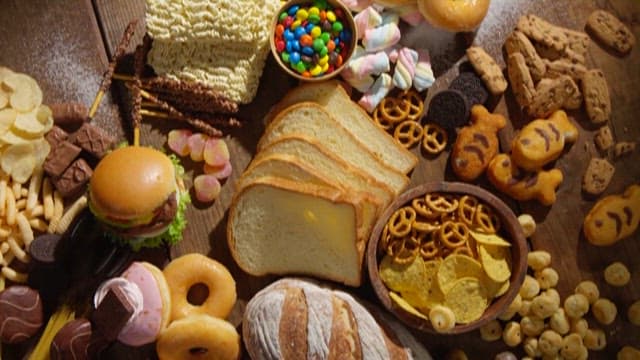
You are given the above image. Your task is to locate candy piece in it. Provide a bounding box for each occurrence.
[380,11,400,26]
[413,49,435,92]
[50,319,92,360]
[342,0,374,12]
[0,286,43,344]
[203,137,230,167]
[392,47,418,90]
[354,7,382,39]
[345,51,390,78]
[92,285,136,342]
[167,129,192,156]
[45,126,69,148]
[362,23,401,52]
[358,73,393,113]
[340,68,376,93]
[43,141,82,178]
[49,102,88,130]
[203,161,233,180]
[194,174,222,203]
[188,133,208,162]
[52,158,93,198]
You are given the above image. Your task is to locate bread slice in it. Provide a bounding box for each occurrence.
[255,135,395,207]
[265,80,418,174]
[258,103,410,194]
[237,154,381,241]
[228,176,367,286]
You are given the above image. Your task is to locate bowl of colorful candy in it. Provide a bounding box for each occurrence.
[270,0,357,81]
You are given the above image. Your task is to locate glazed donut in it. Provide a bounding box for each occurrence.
[163,253,236,321]
[94,262,171,346]
[416,0,491,32]
[156,314,240,360]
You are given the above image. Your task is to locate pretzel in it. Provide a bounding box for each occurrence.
[373,106,397,131]
[439,221,470,249]
[425,193,459,214]
[393,237,420,264]
[420,239,440,260]
[379,224,392,254]
[412,219,440,233]
[411,197,439,219]
[422,123,448,155]
[474,204,501,234]
[458,195,479,226]
[394,120,424,148]
[379,97,411,123]
[388,206,417,237]
[400,89,424,121]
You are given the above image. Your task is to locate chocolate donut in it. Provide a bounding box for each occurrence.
[50,318,92,360]
[0,286,43,343]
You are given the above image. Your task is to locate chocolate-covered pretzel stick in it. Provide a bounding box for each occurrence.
[184,111,242,128]
[89,20,139,119]
[144,76,239,114]
[138,89,223,137]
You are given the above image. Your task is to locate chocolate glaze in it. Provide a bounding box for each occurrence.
[607,211,622,235]
[50,318,92,360]
[0,286,43,344]
[533,127,551,151]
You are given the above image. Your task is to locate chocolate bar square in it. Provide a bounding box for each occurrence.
[91,286,134,342]
[70,123,114,159]
[44,141,81,178]
[45,126,69,148]
[52,158,92,198]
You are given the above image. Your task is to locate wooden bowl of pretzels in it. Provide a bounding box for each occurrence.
[366,181,528,334]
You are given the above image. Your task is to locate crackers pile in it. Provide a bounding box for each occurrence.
[378,192,513,331]
[145,0,281,104]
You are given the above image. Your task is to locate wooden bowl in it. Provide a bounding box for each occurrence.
[269,0,357,82]
[366,181,528,334]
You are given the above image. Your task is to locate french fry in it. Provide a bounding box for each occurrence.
[2,266,27,283]
[16,212,34,248]
[11,181,22,200]
[27,168,43,210]
[55,196,87,235]
[0,177,7,217]
[8,236,28,263]
[6,188,16,226]
[29,218,48,232]
[16,198,27,211]
[0,226,10,239]
[53,190,63,220]
[48,216,60,234]
[27,204,44,218]
[42,178,54,220]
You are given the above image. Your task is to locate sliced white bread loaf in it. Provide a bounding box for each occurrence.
[258,103,410,194]
[228,176,367,286]
[243,278,433,360]
[255,135,395,208]
[264,80,418,174]
[237,154,381,242]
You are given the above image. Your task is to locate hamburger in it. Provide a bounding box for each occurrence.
[88,146,190,250]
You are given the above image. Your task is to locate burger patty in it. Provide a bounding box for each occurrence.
[109,192,178,238]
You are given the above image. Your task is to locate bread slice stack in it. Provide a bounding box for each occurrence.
[228,82,417,286]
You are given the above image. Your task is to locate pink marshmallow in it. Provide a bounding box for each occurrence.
[362,23,401,52]
[345,51,390,78]
[413,49,435,92]
[393,47,419,90]
[358,73,393,113]
[354,7,382,39]
[341,67,375,93]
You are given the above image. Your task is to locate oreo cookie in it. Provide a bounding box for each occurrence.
[424,89,471,131]
[450,72,489,106]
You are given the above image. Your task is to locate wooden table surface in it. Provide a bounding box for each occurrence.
[1,0,639,358]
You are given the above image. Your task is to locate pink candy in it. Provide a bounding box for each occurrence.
[392,47,418,90]
[342,0,374,12]
[362,23,401,52]
[354,7,382,39]
[358,73,393,113]
[346,51,390,78]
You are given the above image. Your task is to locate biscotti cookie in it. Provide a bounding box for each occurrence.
[586,10,636,55]
[582,157,615,195]
[562,28,590,60]
[507,52,536,108]
[594,126,614,152]
[534,41,586,65]
[505,31,546,81]
[543,59,587,81]
[614,141,636,158]
[466,46,508,96]
[527,75,582,117]
[517,15,568,52]
[581,69,611,124]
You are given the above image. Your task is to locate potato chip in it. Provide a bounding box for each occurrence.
[0,128,28,145]
[4,73,42,113]
[1,143,35,184]
[444,277,489,324]
[0,108,16,134]
[379,254,426,292]
[478,244,511,282]
[32,138,50,167]
[14,111,46,137]
[0,89,9,110]
[438,254,484,293]
[482,275,510,298]
[470,230,512,247]
[402,276,445,311]
[389,291,428,320]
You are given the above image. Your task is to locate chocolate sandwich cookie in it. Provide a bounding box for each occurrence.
[449,72,489,106]
[0,286,43,343]
[50,319,92,360]
[424,89,471,132]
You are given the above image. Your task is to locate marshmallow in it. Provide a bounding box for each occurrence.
[346,51,390,78]
[385,45,401,63]
[380,11,400,26]
[341,68,376,93]
[354,7,383,39]
[363,23,401,52]
[413,49,435,92]
[342,0,374,12]
[393,47,419,90]
[395,5,425,26]
[358,73,393,113]
[352,45,368,60]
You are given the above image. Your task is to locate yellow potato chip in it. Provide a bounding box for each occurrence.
[470,230,511,247]
[402,276,445,312]
[389,291,429,320]
[379,254,426,292]
[482,275,510,298]
[437,254,484,293]
[478,244,511,283]
[0,108,16,133]
[444,277,489,324]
